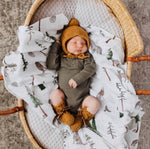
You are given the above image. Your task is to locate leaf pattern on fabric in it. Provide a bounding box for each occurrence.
[52,75,58,86]
[130,115,140,133]
[107,48,113,60]
[85,134,96,149]
[87,25,92,29]
[35,62,46,73]
[134,115,140,123]
[125,126,129,133]
[73,132,84,145]
[87,120,101,137]
[104,106,111,112]
[135,101,141,108]
[112,60,120,67]
[21,53,28,71]
[118,70,127,81]
[25,26,35,45]
[131,139,138,146]
[28,52,36,57]
[26,87,42,108]
[4,67,8,77]
[107,122,117,139]
[4,63,17,68]
[25,86,47,118]
[132,122,139,133]
[11,82,18,87]
[103,67,111,81]
[120,112,124,118]
[97,89,104,99]
[105,36,116,43]
[38,84,46,90]
[49,15,56,23]
[92,117,97,130]
[116,83,127,112]
[45,32,56,41]
[99,30,105,37]
[90,40,102,54]
[35,41,47,51]
[63,129,71,140]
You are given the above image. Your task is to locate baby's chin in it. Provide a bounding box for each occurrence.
[73,52,83,55]
[73,50,87,55]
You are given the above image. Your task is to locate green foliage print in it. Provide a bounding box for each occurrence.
[27,90,43,108]
[107,48,113,60]
[87,118,102,137]
[45,32,56,41]
[25,86,47,118]
[21,53,28,71]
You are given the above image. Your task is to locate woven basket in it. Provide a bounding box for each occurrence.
[18,0,144,148]
[1,0,148,148]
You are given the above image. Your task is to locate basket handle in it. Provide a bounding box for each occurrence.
[127,55,150,95]
[127,55,150,62]
[0,75,24,115]
[0,107,24,115]
[0,75,3,80]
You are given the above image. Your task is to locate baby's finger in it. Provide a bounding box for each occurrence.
[68,80,72,86]
[73,82,77,88]
[69,82,73,88]
[69,83,73,88]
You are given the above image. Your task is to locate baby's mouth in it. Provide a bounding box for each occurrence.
[76,49,82,52]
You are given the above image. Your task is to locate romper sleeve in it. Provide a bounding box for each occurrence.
[46,41,61,70]
[72,53,96,86]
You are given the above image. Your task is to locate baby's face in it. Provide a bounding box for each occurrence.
[66,36,88,55]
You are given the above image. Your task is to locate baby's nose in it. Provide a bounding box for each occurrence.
[77,42,83,47]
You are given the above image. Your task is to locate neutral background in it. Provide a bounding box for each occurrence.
[0,0,149,149]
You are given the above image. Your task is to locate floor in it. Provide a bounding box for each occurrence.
[0,0,149,149]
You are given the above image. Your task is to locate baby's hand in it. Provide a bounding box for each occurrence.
[56,40,61,45]
[69,79,77,88]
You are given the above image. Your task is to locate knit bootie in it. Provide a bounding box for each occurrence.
[71,107,94,132]
[53,101,75,126]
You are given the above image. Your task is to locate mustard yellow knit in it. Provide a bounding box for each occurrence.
[61,18,90,59]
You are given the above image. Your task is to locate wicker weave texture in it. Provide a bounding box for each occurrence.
[20,0,144,149]
[29,0,125,46]
[103,0,143,57]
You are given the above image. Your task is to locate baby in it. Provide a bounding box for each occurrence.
[46,18,100,131]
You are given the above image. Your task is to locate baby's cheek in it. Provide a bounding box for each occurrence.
[83,47,88,52]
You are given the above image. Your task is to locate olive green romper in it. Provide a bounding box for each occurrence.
[46,42,96,113]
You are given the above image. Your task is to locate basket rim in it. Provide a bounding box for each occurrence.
[19,0,144,149]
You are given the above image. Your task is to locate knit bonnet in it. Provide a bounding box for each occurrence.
[61,18,90,56]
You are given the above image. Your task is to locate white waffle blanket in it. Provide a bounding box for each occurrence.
[1,14,144,149]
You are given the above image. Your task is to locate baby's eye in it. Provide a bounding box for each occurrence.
[81,42,86,45]
[71,41,77,44]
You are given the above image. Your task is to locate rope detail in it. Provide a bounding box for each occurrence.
[136,90,150,95]
[0,75,3,80]
[0,106,24,115]
[127,55,150,62]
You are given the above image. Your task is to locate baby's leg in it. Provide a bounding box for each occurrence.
[50,89,65,106]
[82,96,100,115]
[71,96,100,131]
[50,89,75,126]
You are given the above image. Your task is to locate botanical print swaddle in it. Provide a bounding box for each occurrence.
[1,14,143,149]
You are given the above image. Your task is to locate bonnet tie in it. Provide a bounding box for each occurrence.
[63,53,89,59]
